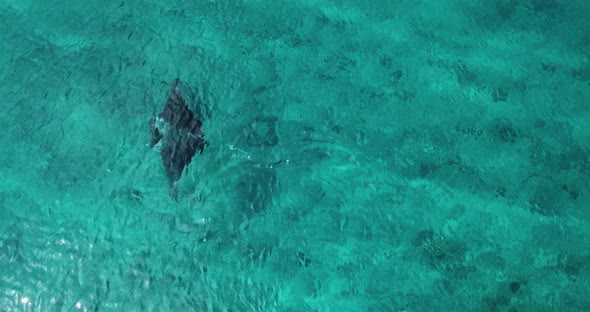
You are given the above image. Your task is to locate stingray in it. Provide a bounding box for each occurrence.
[149,79,208,200]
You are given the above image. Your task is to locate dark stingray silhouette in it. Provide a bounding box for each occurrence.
[149,79,208,200]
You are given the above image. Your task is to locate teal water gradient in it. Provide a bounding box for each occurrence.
[1,0,590,311]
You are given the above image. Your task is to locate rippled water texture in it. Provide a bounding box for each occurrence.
[1,0,590,311]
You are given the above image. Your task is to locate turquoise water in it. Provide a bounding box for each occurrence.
[1,0,590,311]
